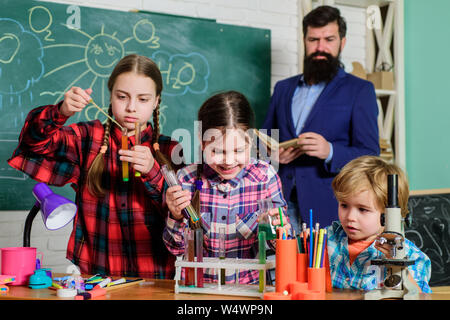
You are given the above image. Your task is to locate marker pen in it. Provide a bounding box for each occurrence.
[94,277,111,289]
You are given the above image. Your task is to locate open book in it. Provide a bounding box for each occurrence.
[253,129,300,150]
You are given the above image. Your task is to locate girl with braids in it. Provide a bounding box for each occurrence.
[8,54,182,278]
[163,91,290,284]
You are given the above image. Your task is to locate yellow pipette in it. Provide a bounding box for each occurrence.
[89,99,123,130]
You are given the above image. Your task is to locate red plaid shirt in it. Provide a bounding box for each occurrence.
[8,103,181,278]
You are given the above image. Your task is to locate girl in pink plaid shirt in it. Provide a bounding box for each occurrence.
[163,91,290,284]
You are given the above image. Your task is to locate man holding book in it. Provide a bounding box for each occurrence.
[262,5,379,232]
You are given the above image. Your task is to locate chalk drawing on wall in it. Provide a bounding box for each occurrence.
[0,4,211,181]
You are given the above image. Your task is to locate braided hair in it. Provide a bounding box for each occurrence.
[86,54,171,197]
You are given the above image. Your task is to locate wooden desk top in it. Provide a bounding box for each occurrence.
[1,277,449,300]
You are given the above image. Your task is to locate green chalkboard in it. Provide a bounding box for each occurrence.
[0,0,271,210]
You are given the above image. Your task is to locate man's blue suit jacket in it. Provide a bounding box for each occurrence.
[262,68,380,227]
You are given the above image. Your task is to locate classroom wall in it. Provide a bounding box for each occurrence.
[404,0,450,191]
[1,0,366,273]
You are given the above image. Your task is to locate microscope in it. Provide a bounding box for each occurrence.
[364,174,419,300]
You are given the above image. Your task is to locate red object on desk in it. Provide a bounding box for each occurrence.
[75,288,106,300]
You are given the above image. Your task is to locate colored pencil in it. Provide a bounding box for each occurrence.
[320,230,327,268]
[278,207,284,227]
[297,234,302,253]
[315,229,325,268]
[303,231,308,255]
[104,278,144,291]
[301,223,307,255]
[312,223,319,268]
[309,209,313,267]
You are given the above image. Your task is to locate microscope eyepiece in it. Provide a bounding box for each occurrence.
[387,174,399,208]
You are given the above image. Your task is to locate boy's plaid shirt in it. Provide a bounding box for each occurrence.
[327,221,432,293]
[163,159,287,284]
[8,103,180,278]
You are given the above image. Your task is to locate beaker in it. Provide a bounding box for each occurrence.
[257,198,277,240]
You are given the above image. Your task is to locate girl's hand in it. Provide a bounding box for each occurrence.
[60,87,92,117]
[268,207,291,232]
[165,185,191,220]
[119,145,155,175]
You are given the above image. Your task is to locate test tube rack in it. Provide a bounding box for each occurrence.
[174,256,275,298]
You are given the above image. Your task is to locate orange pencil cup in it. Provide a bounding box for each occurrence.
[296,253,308,282]
[307,267,326,299]
[296,290,324,300]
[289,281,309,299]
[263,292,292,300]
[275,239,297,293]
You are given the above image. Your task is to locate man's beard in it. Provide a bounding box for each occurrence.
[303,51,342,85]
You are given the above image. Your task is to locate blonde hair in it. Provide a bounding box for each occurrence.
[332,156,410,217]
[87,54,170,197]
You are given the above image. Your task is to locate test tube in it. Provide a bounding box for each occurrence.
[258,230,266,293]
[219,227,226,285]
[134,122,141,177]
[184,228,195,287]
[122,128,129,182]
[161,165,200,223]
[195,228,204,288]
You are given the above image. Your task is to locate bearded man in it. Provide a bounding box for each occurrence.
[262,5,380,231]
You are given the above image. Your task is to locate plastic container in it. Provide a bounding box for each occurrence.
[263,291,292,300]
[289,281,309,297]
[296,253,308,282]
[0,247,41,286]
[275,239,297,293]
[307,267,326,299]
[29,269,52,289]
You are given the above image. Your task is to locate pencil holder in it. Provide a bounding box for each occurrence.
[307,267,326,295]
[263,291,292,300]
[296,253,308,282]
[275,239,297,293]
[289,281,309,298]
[295,290,324,300]
[324,249,333,293]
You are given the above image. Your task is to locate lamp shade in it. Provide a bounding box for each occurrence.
[32,183,77,230]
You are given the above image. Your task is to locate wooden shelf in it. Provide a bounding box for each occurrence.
[332,0,393,8]
[375,89,396,97]
[305,0,405,167]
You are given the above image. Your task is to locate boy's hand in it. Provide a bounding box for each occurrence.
[165,185,191,221]
[60,87,92,117]
[374,240,394,259]
[374,232,405,259]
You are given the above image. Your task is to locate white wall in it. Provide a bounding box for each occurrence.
[1,0,366,273]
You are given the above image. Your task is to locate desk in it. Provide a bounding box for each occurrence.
[1,278,449,300]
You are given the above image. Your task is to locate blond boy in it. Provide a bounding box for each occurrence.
[326,156,431,292]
